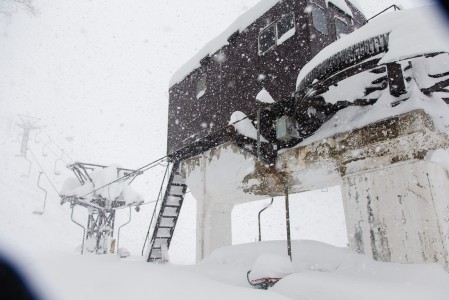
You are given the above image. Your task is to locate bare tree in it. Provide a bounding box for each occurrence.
[0,0,36,16]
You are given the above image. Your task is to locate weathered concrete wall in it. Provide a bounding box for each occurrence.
[276,109,449,269]
[342,161,449,266]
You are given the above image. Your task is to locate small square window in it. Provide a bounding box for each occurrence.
[258,24,276,55]
[277,13,295,44]
[197,75,206,99]
[335,18,349,39]
[312,4,328,35]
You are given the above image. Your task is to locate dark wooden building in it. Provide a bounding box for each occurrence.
[167,0,366,160]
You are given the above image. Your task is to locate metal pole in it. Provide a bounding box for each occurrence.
[117,207,132,253]
[71,207,86,255]
[256,108,261,161]
[284,181,292,260]
[258,198,274,241]
[33,172,47,215]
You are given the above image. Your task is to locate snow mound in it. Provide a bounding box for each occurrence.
[198,240,449,300]
[256,88,275,104]
[229,111,268,142]
[248,254,294,282]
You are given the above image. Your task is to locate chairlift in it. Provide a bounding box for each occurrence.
[53,149,64,175]
[33,172,47,215]
[42,137,51,157]
[34,129,43,144]
[21,151,32,178]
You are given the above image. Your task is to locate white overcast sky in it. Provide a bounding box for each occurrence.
[0,0,438,169]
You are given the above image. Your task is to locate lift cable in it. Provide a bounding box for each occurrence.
[37,134,71,165]
[77,155,169,199]
[172,108,260,156]
[28,148,60,195]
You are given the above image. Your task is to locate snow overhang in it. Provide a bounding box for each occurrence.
[296,6,449,91]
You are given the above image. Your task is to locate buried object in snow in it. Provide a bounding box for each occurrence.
[247,254,294,289]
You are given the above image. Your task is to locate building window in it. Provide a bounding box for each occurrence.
[258,13,296,55]
[277,13,295,45]
[258,23,276,55]
[311,4,328,35]
[335,17,349,39]
[196,75,206,99]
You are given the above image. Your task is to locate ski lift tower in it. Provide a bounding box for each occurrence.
[60,162,144,255]
[17,114,40,158]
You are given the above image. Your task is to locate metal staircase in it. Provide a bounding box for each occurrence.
[147,161,187,262]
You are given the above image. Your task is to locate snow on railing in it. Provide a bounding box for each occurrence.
[296,33,389,94]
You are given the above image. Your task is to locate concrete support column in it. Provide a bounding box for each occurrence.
[342,160,449,268]
[182,143,273,262]
[196,199,233,261]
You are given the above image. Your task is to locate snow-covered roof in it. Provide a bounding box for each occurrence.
[169,0,362,88]
[296,6,449,90]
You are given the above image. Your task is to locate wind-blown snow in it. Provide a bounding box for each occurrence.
[297,6,449,89]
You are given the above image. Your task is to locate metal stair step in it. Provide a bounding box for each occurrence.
[166,196,182,206]
[152,238,169,248]
[161,206,179,217]
[159,217,175,227]
[167,194,183,198]
[164,204,181,208]
[169,185,185,195]
[156,227,172,238]
[172,174,185,185]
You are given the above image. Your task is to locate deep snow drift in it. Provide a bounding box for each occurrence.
[12,240,449,300]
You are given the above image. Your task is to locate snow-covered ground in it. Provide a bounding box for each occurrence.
[7,240,449,300]
[2,0,449,299]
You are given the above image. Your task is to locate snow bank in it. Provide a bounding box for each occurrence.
[198,240,449,299]
[297,6,449,89]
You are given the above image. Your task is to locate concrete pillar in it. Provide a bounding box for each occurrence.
[182,143,274,261]
[196,198,233,261]
[337,110,449,269]
[342,160,449,267]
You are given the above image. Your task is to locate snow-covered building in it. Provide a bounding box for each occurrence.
[167,0,366,160]
[149,0,449,270]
